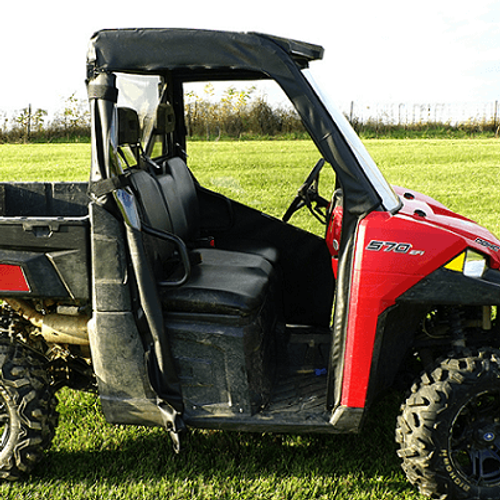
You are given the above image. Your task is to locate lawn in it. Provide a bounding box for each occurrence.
[0,143,90,182]
[186,138,500,236]
[3,138,496,234]
[0,138,499,499]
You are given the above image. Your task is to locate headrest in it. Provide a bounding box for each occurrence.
[155,102,175,134]
[117,107,140,145]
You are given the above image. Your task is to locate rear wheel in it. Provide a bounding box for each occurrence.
[0,339,58,480]
[396,349,500,499]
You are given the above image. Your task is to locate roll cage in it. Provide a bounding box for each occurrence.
[87,28,395,218]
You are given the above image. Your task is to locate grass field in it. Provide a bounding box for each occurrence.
[0,138,499,499]
[2,138,498,234]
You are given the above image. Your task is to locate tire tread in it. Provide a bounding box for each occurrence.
[396,348,500,499]
[0,339,58,480]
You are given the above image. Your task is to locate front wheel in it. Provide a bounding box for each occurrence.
[0,339,58,480]
[396,349,500,499]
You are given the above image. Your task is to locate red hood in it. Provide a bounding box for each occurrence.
[393,186,500,269]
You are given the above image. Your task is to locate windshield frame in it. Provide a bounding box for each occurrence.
[302,69,401,213]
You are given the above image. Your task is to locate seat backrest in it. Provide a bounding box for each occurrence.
[157,158,200,242]
[124,157,201,279]
[127,169,177,278]
[117,107,141,146]
[128,169,173,234]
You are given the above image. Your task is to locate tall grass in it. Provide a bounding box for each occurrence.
[0,138,499,498]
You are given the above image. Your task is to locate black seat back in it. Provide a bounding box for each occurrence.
[127,169,177,279]
[157,158,200,242]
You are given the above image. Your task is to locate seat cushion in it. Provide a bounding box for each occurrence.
[160,249,274,316]
[157,158,200,241]
[213,239,279,265]
[197,247,274,274]
[128,169,173,233]
[159,159,279,266]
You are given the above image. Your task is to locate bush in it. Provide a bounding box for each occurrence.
[184,86,306,140]
[2,89,498,143]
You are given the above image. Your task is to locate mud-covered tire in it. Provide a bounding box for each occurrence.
[0,339,58,480]
[396,349,500,499]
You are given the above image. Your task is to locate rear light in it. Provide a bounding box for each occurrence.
[0,264,30,292]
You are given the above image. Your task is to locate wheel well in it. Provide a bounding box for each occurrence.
[367,303,500,406]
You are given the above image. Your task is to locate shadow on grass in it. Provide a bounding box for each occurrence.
[19,392,419,499]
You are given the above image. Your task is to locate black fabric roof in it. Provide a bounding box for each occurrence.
[87,29,323,80]
[87,28,383,217]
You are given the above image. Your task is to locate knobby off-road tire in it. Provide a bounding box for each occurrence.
[0,339,58,480]
[396,349,500,499]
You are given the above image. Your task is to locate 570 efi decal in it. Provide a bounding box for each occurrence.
[366,240,425,256]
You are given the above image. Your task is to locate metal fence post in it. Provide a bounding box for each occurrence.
[27,104,31,142]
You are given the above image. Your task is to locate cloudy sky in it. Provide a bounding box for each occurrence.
[1,0,499,118]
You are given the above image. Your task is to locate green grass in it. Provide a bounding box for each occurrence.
[367,138,500,235]
[3,389,410,500]
[1,139,498,233]
[184,138,500,236]
[1,138,500,499]
[186,140,332,234]
[0,143,90,181]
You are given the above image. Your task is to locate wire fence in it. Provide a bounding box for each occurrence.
[340,101,500,128]
[2,99,500,143]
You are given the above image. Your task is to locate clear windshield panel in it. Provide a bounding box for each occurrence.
[116,73,161,144]
[302,69,401,213]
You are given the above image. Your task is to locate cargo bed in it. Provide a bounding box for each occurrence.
[0,183,90,300]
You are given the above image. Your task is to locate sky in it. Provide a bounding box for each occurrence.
[2,0,500,120]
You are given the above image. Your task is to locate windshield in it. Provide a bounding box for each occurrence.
[302,69,401,213]
[116,73,161,145]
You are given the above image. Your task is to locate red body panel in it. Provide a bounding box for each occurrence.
[325,187,500,408]
[394,186,500,268]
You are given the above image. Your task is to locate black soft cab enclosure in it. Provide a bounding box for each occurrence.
[85,29,341,442]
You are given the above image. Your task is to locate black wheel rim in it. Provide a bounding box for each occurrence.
[0,392,10,450]
[450,389,500,486]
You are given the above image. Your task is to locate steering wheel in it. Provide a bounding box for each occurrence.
[282,158,330,224]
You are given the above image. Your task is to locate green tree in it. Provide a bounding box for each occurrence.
[54,93,90,138]
[13,106,47,142]
[15,107,31,142]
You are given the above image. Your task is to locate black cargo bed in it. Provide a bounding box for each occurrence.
[0,183,90,300]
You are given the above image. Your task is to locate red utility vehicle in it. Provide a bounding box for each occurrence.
[1,29,499,499]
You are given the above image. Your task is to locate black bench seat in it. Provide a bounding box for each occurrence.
[160,249,275,316]
[113,110,281,414]
[127,161,280,318]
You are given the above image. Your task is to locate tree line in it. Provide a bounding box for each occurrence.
[0,94,91,143]
[2,88,498,143]
[184,84,305,139]
[0,86,306,143]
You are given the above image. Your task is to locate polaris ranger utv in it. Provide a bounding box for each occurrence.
[1,28,500,499]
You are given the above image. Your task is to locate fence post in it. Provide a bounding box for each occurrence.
[24,104,32,143]
[349,101,354,124]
